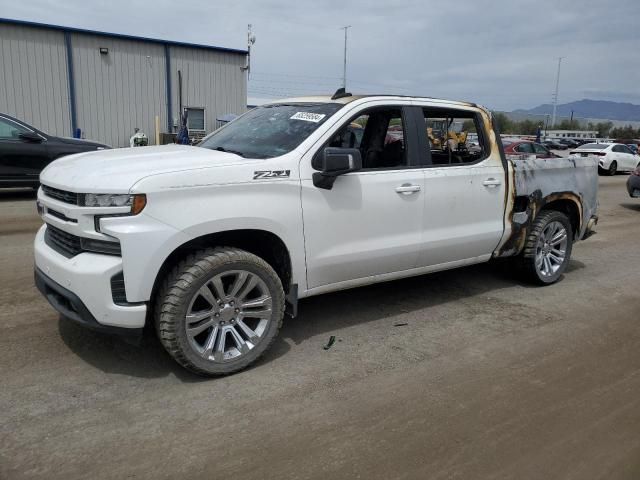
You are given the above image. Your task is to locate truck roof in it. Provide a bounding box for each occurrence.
[270,94,480,109]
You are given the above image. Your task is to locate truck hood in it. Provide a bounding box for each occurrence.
[40,144,253,192]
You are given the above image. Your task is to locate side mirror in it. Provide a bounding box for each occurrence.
[19,132,43,143]
[313,147,362,190]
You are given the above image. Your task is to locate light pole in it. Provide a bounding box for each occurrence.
[340,26,351,89]
[551,56,563,128]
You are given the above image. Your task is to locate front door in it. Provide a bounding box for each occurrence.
[300,105,425,289]
[0,116,47,184]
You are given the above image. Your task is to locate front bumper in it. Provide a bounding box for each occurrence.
[627,175,640,198]
[34,225,146,330]
[35,268,143,336]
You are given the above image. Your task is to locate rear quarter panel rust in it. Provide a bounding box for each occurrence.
[494,155,598,257]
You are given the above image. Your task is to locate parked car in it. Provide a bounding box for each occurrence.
[543,140,567,150]
[558,138,579,148]
[503,140,560,159]
[34,93,598,376]
[0,113,109,188]
[627,166,640,198]
[570,143,640,176]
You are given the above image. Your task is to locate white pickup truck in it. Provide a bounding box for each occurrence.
[34,91,598,376]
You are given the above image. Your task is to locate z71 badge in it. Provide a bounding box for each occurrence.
[253,170,291,180]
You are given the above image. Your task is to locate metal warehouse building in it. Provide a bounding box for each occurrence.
[0,18,248,147]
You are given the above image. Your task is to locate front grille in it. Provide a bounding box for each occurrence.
[45,224,121,258]
[110,272,128,305]
[45,224,82,258]
[42,185,80,205]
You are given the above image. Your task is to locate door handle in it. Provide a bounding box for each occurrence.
[395,184,421,195]
[482,178,502,187]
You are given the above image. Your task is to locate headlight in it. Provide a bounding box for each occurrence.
[82,193,146,214]
[84,193,131,207]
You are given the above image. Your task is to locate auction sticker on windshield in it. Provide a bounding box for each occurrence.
[290,112,326,123]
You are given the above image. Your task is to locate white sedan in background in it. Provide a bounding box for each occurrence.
[570,143,639,176]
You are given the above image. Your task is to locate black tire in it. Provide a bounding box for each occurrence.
[518,210,573,285]
[155,247,285,376]
[608,161,617,176]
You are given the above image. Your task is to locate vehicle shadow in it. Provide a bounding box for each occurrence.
[0,188,37,202]
[57,259,576,381]
[279,260,571,347]
[620,202,640,212]
[57,315,291,382]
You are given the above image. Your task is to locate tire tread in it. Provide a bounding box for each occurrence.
[155,247,285,376]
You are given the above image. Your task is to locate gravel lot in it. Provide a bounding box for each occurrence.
[1,176,639,480]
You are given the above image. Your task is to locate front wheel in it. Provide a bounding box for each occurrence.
[155,247,285,376]
[518,211,573,285]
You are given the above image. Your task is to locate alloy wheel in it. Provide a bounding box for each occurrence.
[185,270,273,363]
[535,221,568,278]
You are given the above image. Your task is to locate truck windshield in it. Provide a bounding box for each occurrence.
[199,103,343,159]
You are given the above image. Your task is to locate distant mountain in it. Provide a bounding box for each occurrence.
[513,99,640,122]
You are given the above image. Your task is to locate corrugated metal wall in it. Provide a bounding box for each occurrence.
[0,23,71,137]
[71,33,167,147]
[1,22,247,148]
[170,46,247,134]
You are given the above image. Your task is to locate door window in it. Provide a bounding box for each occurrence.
[420,108,486,165]
[533,143,549,155]
[322,108,407,170]
[620,145,633,155]
[516,143,534,154]
[0,118,28,139]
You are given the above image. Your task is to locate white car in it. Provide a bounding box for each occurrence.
[570,143,640,176]
[34,92,599,376]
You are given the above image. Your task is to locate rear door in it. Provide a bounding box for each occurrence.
[0,116,48,183]
[414,105,506,266]
[300,103,426,289]
[533,143,554,158]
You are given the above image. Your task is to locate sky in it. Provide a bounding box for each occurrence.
[2,0,639,112]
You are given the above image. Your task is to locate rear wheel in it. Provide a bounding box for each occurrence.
[518,210,573,285]
[608,161,617,176]
[155,247,285,376]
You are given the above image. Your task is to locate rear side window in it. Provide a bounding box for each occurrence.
[0,117,28,139]
[420,108,486,165]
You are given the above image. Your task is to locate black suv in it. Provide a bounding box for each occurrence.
[0,113,109,188]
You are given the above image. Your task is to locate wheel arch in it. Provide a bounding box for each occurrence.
[150,229,294,313]
[539,193,582,239]
[496,190,583,258]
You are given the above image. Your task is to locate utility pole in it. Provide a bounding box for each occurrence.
[340,26,351,89]
[551,56,563,128]
[243,24,256,79]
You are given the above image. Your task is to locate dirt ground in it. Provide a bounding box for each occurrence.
[1,176,639,480]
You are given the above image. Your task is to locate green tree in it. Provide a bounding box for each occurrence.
[594,121,613,138]
[492,112,513,134]
[610,124,639,140]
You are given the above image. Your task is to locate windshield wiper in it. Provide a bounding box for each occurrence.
[214,146,245,157]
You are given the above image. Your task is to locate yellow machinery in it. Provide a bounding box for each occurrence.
[427,119,467,151]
